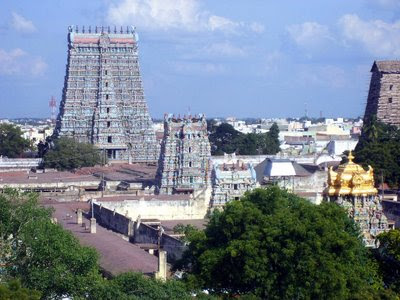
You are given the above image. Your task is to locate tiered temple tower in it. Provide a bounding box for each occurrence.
[55,26,159,162]
[324,152,391,247]
[157,114,211,195]
[211,155,258,207]
[364,60,400,126]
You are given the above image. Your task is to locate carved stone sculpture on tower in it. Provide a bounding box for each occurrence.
[55,25,159,162]
[156,114,211,195]
[324,151,391,247]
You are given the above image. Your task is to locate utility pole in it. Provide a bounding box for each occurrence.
[381,171,384,200]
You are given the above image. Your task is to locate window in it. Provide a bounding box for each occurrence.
[189,161,192,167]
[188,147,192,153]
[390,85,393,90]
[234,184,238,190]
[106,108,110,113]
[107,121,111,128]
[105,70,108,75]
[190,176,194,183]
[105,82,108,87]
[389,97,393,103]
[108,136,112,143]
[106,94,109,100]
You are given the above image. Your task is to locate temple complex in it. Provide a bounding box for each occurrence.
[55,26,159,162]
[324,151,391,247]
[156,114,211,195]
[364,60,400,126]
[211,154,258,207]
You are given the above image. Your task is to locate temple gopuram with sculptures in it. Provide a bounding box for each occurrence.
[324,151,393,247]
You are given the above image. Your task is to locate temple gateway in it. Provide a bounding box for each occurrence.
[324,152,393,247]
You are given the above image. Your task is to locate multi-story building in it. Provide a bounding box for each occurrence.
[157,114,211,195]
[55,26,159,162]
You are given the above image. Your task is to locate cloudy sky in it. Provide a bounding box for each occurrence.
[1,0,400,119]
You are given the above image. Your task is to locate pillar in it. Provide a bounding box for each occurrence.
[128,219,134,237]
[156,250,167,281]
[90,218,97,234]
[77,208,83,225]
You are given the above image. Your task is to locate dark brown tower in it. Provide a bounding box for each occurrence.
[364,60,400,126]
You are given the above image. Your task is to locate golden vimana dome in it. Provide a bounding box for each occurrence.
[326,151,377,197]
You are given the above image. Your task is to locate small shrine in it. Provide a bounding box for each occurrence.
[325,151,391,247]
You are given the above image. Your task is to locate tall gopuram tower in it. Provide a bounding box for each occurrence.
[156,114,211,195]
[324,152,391,247]
[55,26,159,162]
[364,60,400,126]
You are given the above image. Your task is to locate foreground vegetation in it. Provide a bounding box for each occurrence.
[0,189,210,299]
[1,187,400,299]
[175,187,398,299]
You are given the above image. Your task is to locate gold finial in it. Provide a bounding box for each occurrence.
[348,150,354,163]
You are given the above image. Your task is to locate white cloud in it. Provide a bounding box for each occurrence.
[0,48,47,77]
[250,22,265,34]
[339,14,400,56]
[171,61,226,75]
[206,42,246,57]
[287,22,333,48]
[107,0,263,34]
[11,12,36,33]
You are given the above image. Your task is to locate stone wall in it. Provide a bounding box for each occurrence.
[95,188,211,220]
[364,62,400,126]
[134,222,185,262]
[92,203,185,262]
[93,203,132,236]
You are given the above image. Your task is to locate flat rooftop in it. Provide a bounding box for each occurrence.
[43,200,158,276]
[0,171,99,185]
[0,163,157,186]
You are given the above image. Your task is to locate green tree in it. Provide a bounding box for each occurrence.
[374,229,400,293]
[43,137,102,170]
[0,124,31,158]
[0,189,101,299]
[176,187,382,299]
[263,122,280,154]
[0,280,41,300]
[354,116,400,187]
[208,123,243,155]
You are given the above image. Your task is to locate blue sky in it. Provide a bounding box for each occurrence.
[1,0,400,119]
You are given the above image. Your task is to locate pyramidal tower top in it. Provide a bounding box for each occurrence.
[364,60,400,126]
[55,25,159,162]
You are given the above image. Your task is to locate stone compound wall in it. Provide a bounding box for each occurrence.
[94,188,211,220]
[92,203,185,262]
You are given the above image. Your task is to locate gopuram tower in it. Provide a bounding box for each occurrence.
[364,60,400,126]
[55,26,159,162]
[156,114,211,195]
[324,152,391,247]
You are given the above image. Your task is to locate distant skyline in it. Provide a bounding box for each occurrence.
[1,0,399,119]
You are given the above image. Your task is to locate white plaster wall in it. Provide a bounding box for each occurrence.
[97,188,211,220]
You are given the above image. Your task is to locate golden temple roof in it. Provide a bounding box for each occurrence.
[326,151,377,196]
